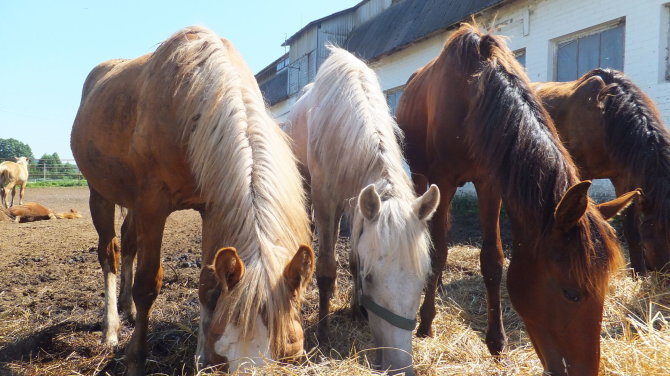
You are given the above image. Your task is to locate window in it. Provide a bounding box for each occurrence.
[514,48,526,68]
[385,87,404,116]
[555,21,625,81]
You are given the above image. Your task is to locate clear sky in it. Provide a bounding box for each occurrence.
[0,0,360,161]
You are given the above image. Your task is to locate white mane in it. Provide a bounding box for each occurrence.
[305,45,431,277]
[154,26,311,349]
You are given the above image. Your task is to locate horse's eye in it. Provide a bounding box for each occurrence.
[364,273,373,284]
[562,288,582,303]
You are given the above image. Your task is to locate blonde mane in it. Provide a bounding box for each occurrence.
[152,26,311,353]
[306,46,431,277]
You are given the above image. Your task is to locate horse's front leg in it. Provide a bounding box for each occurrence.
[474,181,507,355]
[196,211,222,367]
[89,188,121,346]
[312,193,342,344]
[125,196,169,376]
[612,179,646,276]
[417,177,456,338]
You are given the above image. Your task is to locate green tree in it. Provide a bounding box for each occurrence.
[0,138,34,161]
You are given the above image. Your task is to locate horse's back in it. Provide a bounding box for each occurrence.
[9,202,55,222]
[0,161,28,184]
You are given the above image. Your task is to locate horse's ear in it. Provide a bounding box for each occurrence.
[358,184,381,221]
[213,247,245,290]
[597,189,642,221]
[284,244,314,292]
[555,181,592,231]
[576,76,607,108]
[413,184,440,221]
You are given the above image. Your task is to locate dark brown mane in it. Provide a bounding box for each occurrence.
[448,25,578,230]
[446,25,621,292]
[585,68,670,228]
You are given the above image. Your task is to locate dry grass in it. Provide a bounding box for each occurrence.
[1,190,669,375]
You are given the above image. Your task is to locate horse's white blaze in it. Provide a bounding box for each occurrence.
[102,271,119,345]
[213,315,271,372]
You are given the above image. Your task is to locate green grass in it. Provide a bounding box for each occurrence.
[27,179,88,187]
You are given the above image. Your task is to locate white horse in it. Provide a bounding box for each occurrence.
[286,46,439,375]
[0,156,29,208]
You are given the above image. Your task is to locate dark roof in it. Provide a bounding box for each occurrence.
[282,1,365,46]
[256,53,288,82]
[345,0,506,61]
[259,69,289,105]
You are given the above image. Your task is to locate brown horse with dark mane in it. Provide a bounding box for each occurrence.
[533,68,670,275]
[396,24,639,375]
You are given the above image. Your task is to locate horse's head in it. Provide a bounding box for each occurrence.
[14,157,29,165]
[352,184,439,375]
[506,181,638,376]
[203,245,314,372]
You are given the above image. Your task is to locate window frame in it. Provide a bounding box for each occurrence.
[551,18,625,81]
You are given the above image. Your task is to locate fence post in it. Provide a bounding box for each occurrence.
[43,163,46,181]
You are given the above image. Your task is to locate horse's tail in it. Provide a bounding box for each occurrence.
[0,164,9,186]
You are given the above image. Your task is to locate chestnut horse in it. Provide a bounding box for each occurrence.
[71,27,313,375]
[0,157,29,208]
[533,68,670,274]
[286,46,439,375]
[396,24,638,375]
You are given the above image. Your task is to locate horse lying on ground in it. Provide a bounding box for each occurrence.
[396,23,639,376]
[5,202,83,223]
[0,157,30,208]
[533,68,670,274]
[71,26,313,375]
[286,46,439,375]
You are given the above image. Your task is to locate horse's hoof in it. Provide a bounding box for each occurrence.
[415,325,433,338]
[486,341,506,357]
[317,326,331,346]
[102,334,119,347]
[126,364,146,376]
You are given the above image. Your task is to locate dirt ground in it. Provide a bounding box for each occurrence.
[0,187,668,375]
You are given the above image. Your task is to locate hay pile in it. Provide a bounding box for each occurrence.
[0,202,668,375]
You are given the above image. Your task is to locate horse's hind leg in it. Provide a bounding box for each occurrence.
[474,181,507,355]
[89,187,121,345]
[125,196,169,376]
[417,177,456,338]
[119,211,137,321]
[8,183,16,207]
[19,183,26,205]
[312,189,342,343]
[0,185,7,208]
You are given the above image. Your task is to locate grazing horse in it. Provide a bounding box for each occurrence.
[286,46,439,375]
[71,26,313,375]
[0,157,29,208]
[396,24,639,376]
[533,68,670,274]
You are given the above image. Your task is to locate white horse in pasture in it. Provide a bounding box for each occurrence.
[286,46,440,375]
[0,157,29,208]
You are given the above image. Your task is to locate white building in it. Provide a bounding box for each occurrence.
[257,0,670,128]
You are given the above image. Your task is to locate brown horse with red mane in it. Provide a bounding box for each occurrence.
[533,68,670,275]
[396,24,638,375]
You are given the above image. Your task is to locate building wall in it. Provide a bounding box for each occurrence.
[271,0,670,126]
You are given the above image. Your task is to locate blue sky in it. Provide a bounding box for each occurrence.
[0,0,360,161]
